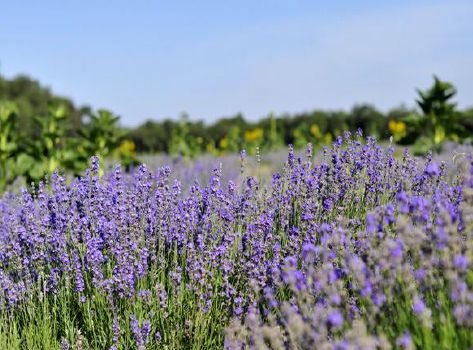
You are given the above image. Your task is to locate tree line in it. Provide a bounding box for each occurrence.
[1,74,472,163]
[127,76,473,156]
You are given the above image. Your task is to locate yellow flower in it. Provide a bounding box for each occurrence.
[310,124,321,138]
[388,120,406,134]
[219,136,229,149]
[388,120,407,142]
[117,139,136,156]
[397,122,406,133]
[324,133,332,144]
[244,128,264,142]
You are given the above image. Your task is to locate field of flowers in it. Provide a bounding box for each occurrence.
[1,131,472,349]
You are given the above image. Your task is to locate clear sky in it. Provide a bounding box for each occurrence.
[1,0,472,126]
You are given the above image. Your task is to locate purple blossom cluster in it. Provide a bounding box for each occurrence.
[0,131,472,348]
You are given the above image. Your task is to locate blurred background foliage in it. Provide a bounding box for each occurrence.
[0,74,472,190]
[129,77,472,157]
[0,75,138,190]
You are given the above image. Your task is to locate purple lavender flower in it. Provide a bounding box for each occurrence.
[396,332,413,349]
[155,331,162,342]
[0,136,471,349]
[453,254,468,272]
[412,297,426,315]
[327,311,344,329]
[425,162,440,177]
[142,319,151,345]
[130,315,145,348]
[60,339,70,350]
[453,304,473,326]
[323,198,333,211]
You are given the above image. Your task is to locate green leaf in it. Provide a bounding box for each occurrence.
[29,161,46,180]
[15,153,36,174]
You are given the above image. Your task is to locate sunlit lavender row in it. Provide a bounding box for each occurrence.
[1,132,472,349]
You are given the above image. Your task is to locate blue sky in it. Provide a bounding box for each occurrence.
[1,0,472,126]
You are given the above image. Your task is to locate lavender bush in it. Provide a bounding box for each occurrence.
[0,131,472,349]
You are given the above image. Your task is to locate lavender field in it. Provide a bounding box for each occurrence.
[1,132,473,349]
